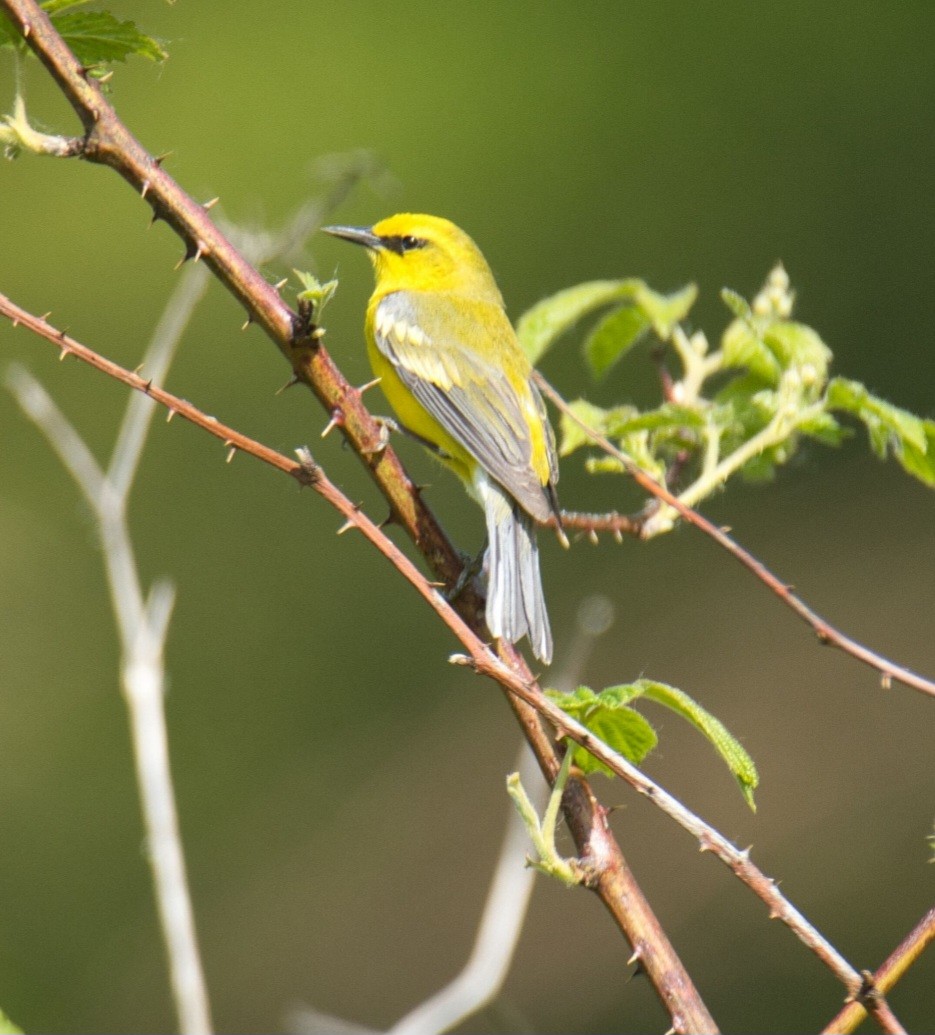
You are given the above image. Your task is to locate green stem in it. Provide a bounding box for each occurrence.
[644,379,825,537]
[506,746,582,888]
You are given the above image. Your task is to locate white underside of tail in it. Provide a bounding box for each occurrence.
[473,470,552,664]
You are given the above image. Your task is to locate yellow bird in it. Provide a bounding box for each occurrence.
[324,214,563,663]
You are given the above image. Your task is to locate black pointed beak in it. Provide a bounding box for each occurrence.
[322,225,382,250]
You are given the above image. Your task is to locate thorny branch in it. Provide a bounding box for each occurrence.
[2,294,911,1030]
[4,262,213,1035]
[0,3,724,1029]
[822,907,935,1035]
[1,3,927,1029]
[535,373,935,700]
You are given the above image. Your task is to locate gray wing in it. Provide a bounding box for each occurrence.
[374,292,556,523]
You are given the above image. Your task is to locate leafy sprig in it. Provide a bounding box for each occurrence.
[547,681,759,810]
[519,265,935,538]
[0,0,166,70]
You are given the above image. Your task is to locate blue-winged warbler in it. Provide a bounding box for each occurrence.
[324,214,564,663]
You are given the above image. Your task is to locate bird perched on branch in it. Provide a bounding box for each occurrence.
[324,214,565,663]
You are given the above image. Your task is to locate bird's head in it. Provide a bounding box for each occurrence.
[323,213,504,303]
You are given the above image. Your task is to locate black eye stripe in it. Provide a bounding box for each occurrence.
[381,234,427,255]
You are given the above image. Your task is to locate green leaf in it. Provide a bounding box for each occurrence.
[827,378,927,451]
[517,279,642,364]
[518,278,696,366]
[763,321,832,381]
[581,282,698,380]
[548,681,758,808]
[584,432,666,481]
[798,410,851,447]
[43,0,93,13]
[584,305,649,380]
[632,679,759,809]
[713,370,774,407]
[546,686,658,777]
[739,445,784,483]
[0,1006,22,1035]
[826,378,934,484]
[53,10,167,65]
[295,270,338,319]
[897,420,935,487]
[721,321,782,383]
[720,287,754,322]
[604,402,707,436]
[558,399,634,456]
[634,281,698,338]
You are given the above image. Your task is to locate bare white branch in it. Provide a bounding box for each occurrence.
[110,264,211,496]
[6,356,212,1033]
[6,196,356,1035]
[389,747,543,1035]
[387,596,614,1035]
[6,363,108,504]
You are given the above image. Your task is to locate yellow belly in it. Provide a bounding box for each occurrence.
[366,333,476,487]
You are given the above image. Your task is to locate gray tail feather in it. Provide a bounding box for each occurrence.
[483,482,553,664]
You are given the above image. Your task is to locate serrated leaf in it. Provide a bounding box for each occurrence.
[763,321,832,380]
[634,281,698,338]
[518,278,696,366]
[604,402,707,436]
[53,10,167,65]
[827,377,932,478]
[558,399,630,456]
[713,370,774,407]
[721,320,782,383]
[798,410,850,447]
[294,270,338,317]
[632,679,759,809]
[584,305,649,379]
[43,0,93,13]
[617,430,667,481]
[826,378,927,453]
[516,279,643,364]
[546,686,658,777]
[721,287,754,322]
[897,420,935,487]
[824,376,863,411]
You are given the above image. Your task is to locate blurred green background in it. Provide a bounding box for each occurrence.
[1,2,933,1032]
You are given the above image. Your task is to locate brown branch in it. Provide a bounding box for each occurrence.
[0,12,720,1016]
[1,289,719,1033]
[1,0,471,599]
[555,508,641,540]
[3,296,871,1018]
[863,998,908,1035]
[1,5,901,1024]
[535,373,935,700]
[823,907,935,1034]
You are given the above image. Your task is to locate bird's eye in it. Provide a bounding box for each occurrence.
[381,233,427,255]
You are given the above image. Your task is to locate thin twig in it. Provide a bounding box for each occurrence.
[388,746,543,1035]
[2,196,349,1032]
[0,6,722,1022]
[6,365,211,1035]
[534,372,935,700]
[1,299,866,1009]
[822,907,935,1034]
[110,264,210,495]
[1,293,721,1032]
[388,597,613,1035]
